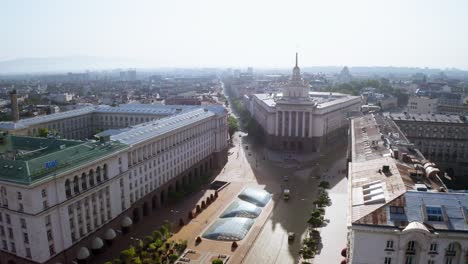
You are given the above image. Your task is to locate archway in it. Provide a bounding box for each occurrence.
[132,208,140,222]
[160,190,166,205]
[142,202,149,216]
[176,180,181,192]
[152,195,158,209]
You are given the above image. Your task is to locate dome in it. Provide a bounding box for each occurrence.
[91,237,104,250]
[403,221,430,233]
[121,216,133,227]
[103,228,117,240]
[76,247,90,260]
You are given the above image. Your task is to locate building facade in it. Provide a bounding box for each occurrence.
[390,113,468,184]
[248,54,361,152]
[0,105,228,264]
[347,113,468,264]
[407,96,438,114]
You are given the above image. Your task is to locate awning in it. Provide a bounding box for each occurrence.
[103,228,117,240]
[121,216,133,228]
[91,237,104,250]
[77,247,90,260]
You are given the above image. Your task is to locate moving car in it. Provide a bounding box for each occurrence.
[283,189,290,200]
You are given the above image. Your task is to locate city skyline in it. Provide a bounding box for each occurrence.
[2,0,468,70]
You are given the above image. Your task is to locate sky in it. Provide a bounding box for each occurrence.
[1,0,468,69]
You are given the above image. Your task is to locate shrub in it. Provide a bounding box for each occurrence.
[319,181,330,189]
[168,253,179,263]
[212,259,224,264]
[144,235,153,245]
[152,230,162,241]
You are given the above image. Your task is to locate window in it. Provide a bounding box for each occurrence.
[45,215,51,226]
[428,260,435,264]
[6,214,10,224]
[385,257,392,264]
[49,244,55,256]
[17,192,22,200]
[390,206,405,214]
[405,256,414,264]
[386,240,394,250]
[26,247,31,258]
[41,189,47,198]
[426,207,443,221]
[47,230,53,241]
[407,241,415,252]
[43,200,49,210]
[19,203,24,212]
[429,243,438,253]
[10,242,15,253]
[20,218,26,229]
[23,232,29,244]
[8,228,13,239]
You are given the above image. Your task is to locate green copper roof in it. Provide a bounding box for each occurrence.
[0,135,128,185]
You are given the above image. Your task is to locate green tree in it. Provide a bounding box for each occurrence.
[228,115,239,138]
[38,127,49,137]
[212,259,224,264]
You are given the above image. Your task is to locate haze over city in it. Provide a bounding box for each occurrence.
[0,1,468,264]
[2,0,468,70]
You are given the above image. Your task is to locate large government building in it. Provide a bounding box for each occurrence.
[246,54,361,152]
[347,113,468,264]
[0,104,229,263]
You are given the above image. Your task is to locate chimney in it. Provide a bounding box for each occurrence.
[9,90,19,122]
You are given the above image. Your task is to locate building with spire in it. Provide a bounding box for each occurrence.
[246,53,361,152]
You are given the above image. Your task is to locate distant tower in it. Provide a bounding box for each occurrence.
[292,52,301,81]
[9,90,19,122]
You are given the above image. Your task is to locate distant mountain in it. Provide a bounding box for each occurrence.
[0,56,143,74]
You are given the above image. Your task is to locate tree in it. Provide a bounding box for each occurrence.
[168,253,179,263]
[318,181,330,189]
[38,127,49,137]
[212,259,224,264]
[228,115,239,138]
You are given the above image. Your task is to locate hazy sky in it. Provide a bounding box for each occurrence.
[2,0,468,69]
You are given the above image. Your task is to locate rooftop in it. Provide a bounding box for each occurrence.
[253,91,359,108]
[0,104,209,130]
[0,135,127,185]
[109,107,223,146]
[349,113,447,225]
[388,113,467,124]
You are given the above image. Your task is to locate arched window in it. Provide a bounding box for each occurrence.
[89,170,95,186]
[65,179,72,198]
[73,176,80,194]
[103,164,108,180]
[81,173,88,190]
[96,167,102,183]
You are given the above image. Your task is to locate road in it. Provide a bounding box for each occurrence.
[222,84,349,264]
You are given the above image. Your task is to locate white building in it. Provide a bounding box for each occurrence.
[0,105,228,264]
[248,54,361,152]
[347,113,468,264]
[48,93,74,104]
[407,96,438,114]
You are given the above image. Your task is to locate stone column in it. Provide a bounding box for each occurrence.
[288,111,292,136]
[275,111,279,136]
[281,111,285,136]
[295,111,299,137]
[309,112,313,138]
[302,112,306,137]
